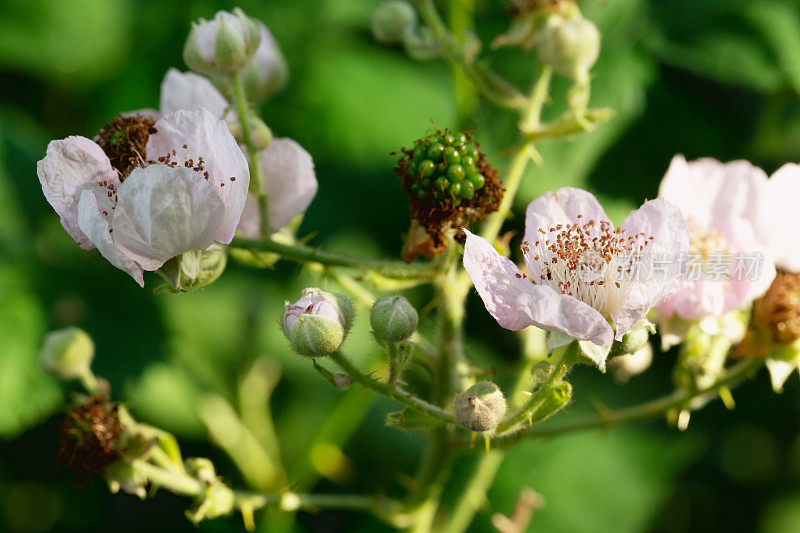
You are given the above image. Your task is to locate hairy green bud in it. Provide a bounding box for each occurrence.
[283,288,354,357]
[370,295,419,342]
[371,1,418,44]
[455,381,508,432]
[536,14,600,82]
[40,327,94,380]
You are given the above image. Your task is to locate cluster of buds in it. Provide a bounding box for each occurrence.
[395,128,503,260]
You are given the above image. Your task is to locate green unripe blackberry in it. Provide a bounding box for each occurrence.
[403,129,487,205]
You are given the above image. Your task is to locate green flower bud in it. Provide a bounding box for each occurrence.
[371,1,418,44]
[610,325,651,357]
[283,288,354,357]
[455,381,508,432]
[158,243,228,291]
[183,9,262,76]
[39,327,94,380]
[224,111,272,150]
[370,295,419,342]
[536,14,600,82]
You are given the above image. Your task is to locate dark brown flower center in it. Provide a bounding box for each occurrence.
[754,272,800,344]
[56,395,122,481]
[95,114,158,180]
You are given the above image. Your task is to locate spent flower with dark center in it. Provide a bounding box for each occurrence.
[394,128,502,257]
[56,395,122,481]
[754,272,800,345]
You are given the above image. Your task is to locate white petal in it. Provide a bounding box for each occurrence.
[77,190,144,286]
[259,138,317,232]
[159,68,228,117]
[110,164,226,270]
[613,198,689,338]
[463,230,613,345]
[36,136,119,249]
[765,358,797,393]
[769,164,800,273]
[146,108,249,243]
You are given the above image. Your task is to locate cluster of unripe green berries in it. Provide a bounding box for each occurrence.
[407,131,486,207]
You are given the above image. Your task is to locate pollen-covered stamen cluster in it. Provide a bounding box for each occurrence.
[754,272,800,344]
[688,225,735,276]
[94,114,158,179]
[520,215,654,315]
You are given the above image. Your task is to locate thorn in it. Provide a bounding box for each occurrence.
[484,434,491,454]
[677,409,691,431]
[470,431,477,449]
[589,397,614,424]
[718,387,736,410]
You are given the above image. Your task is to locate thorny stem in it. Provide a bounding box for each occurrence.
[230,236,437,279]
[328,351,457,425]
[414,0,529,111]
[491,358,765,447]
[231,72,270,238]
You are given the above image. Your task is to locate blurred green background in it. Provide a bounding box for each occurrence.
[2,0,800,531]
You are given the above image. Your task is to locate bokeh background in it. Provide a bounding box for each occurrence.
[2,0,800,531]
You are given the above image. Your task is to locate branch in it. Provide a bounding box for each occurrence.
[490,358,764,448]
[230,237,437,279]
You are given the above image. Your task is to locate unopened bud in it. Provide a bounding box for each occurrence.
[455,381,508,432]
[371,1,418,44]
[184,8,261,76]
[536,14,600,82]
[158,243,227,291]
[40,327,94,380]
[185,457,218,485]
[370,295,418,342]
[610,326,650,357]
[282,288,354,357]
[240,22,288,102]
[224,111,272,150]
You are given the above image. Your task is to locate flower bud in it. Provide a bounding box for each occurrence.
[370,295,418,342]
[40,327,94,380]
[282,288,354,357]
[610,325,650,357]
[240,22,288,102]
[536,14,600,82]
[371,1,418,44]
[184,8,262,76]
[455,381,508,432]
[158,243,228,291]
[225,111,273,151]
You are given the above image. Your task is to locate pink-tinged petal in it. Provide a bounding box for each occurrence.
[765,358,797,393]
[716,219,775,310]
[260,138,317,232]
[614,198,689,338]
[523,187,612,282]
[110,165,226,271]
[769,164,800,272]
[658,155,770,237]
[463,230,613,345]
[36,136,119,249]
[146,108,249,243]
[159,69,228,117]
[237,193,261,239]
[77,191,144,286]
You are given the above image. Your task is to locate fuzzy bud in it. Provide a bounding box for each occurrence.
[158,243,228,291]
[536,14,600,82]
[610,325,650,357]
[371,1,418,44]
[455,381,508,432]
[184,8,262,76]
[370,295,419,342]
[283,288,354,357]
[40,327,95,381]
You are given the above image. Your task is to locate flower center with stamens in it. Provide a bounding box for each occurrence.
[521,215,654,316]
[687,225,735,277]
[94,114,158,179]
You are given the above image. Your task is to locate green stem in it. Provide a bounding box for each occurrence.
[496,358,570,434]
[328,351,457,424]
[492,358,764,447]
[479,66,551,247]
[231,72,270,238]
[414,0,528,111]
[439,450,503,533]
[230,236,436,278]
